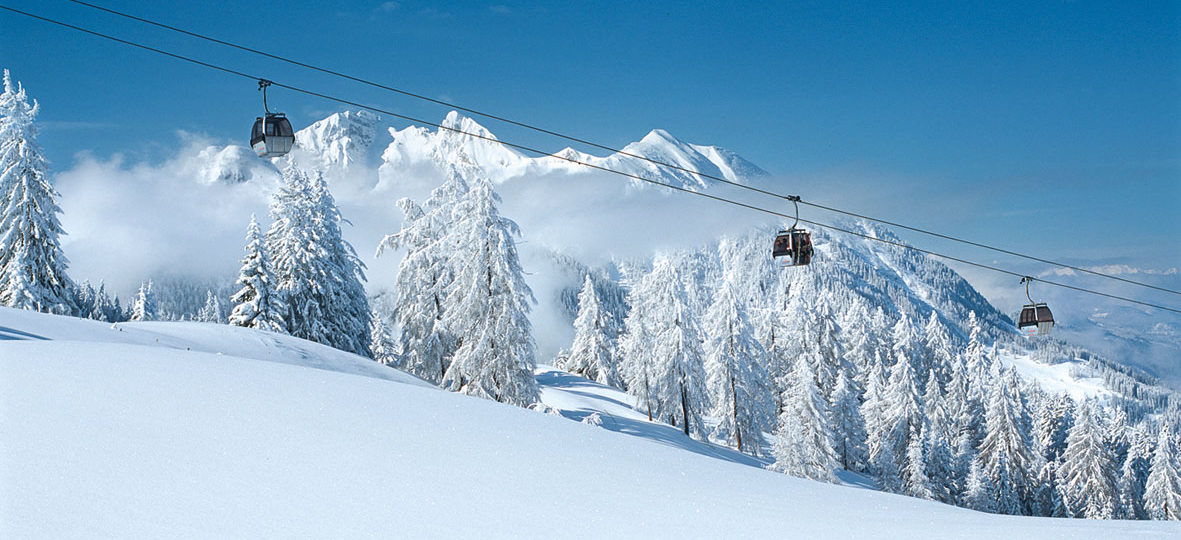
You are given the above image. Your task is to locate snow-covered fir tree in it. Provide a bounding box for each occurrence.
[1034,393,1074,463]
[438,177,537,406]
[75,280,123,322]
[805,300,844,401]
[703,283,774,454]
[1118,422,1154,520]
[1058,401,1117,519]
[861,350,891,475]
[976,369,1037,515]
[872,345,924,491]
[633,256,708,437]
[377,170,467,383]
[562,275,621,387]
[308,172,371,356]
[1144,425,1181,520]
[842,302,885,390]
[902,422,935,500]
[369,311,398,366]
[922,312,956,386]
[0,69,74,314]
[229,215,285,332]
[920,371,958,503]
[131,281,155,322]
[268,167,370,356]
[618,265,658,420]
[890,312,924,382]
[951,336,990,493]
[925,416,958,504]
[771,353,838,483]
[964,459,996,513]
[830,368,869,472]
[196,290,223,323]
[1032,459,1066,517]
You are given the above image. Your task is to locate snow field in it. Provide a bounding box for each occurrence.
[2,309,1178,538]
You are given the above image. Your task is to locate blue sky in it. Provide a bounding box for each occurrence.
[1,1,1178,289]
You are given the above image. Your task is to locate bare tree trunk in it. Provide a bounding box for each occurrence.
[731,374,742,452]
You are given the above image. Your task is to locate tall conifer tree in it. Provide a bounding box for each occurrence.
[0,70,74,314]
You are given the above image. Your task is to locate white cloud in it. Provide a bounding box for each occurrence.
[56,139,277,298]
[1044,264,1178,277]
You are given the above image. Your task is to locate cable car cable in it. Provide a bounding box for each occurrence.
[56,0,1181,298]
[3,3,1179,315]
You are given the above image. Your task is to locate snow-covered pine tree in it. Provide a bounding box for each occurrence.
[268,166,325,337]
[640,256,708,437]
[830,368,869,472]
[1144,424,1181,520]
[229,215,285,332]
[0,70,74,314]
[963,459,996,513]
[618,267,657,420]
[563,275,621,387]
[1117,422,1154,520]
[976,369,1037,515]
[1058,401,1117,519]
[197,290,223,323]
[902,422,935,500]
[268,167,370,355]
[890,312,923,381]
[1032,459,1066,517]
[1034,393,1074,463]
[703,283,774,455]
[377,170,468,383]
[925,417,958,504]
[861,350,890,474]
[1104,408,1131,480]
[922,311,956,386]
[921,371,957,503]
[439,177,537,406]
[874,346,924,488]
[131,281,155,322]
[369,311,398,366]
[92,282,117,322]
[771,352,838,483]
[806,300,844,401]
[756,306,792,416]
[952,355,989,494]
[841,302,885,389]
[308,172,371,356]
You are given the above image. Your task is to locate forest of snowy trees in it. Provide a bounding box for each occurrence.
[2,68,1180,521]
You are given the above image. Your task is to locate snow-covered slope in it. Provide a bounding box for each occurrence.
[3,308,1176,538]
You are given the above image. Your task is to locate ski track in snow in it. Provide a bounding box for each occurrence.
[2,307,1178,538]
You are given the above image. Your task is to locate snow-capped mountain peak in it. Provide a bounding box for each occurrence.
[377,111,767,188]
[193,145,270,185]
[293,110,379,170]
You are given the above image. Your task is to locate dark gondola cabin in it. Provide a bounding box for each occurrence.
[1018,302,1054,337]
[772,229,813,267]
[251,113,294,158]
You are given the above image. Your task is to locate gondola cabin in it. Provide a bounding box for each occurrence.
[772,228,813,267]
[251,113,294,158]
[1018,302,1054,337]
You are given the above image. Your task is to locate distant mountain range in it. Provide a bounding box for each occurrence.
[189,110,1179,397]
